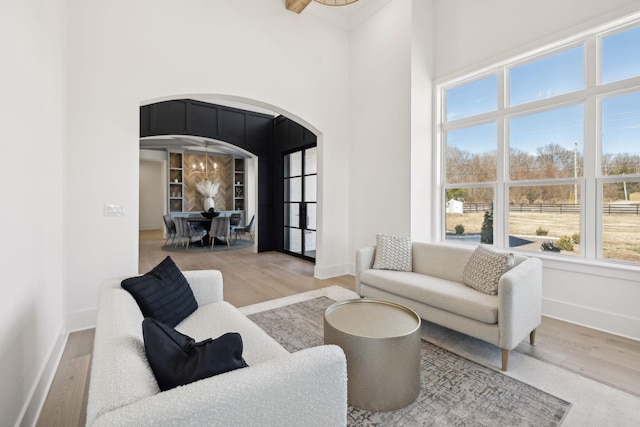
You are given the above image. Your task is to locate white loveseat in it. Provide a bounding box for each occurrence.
[356,242,542,370]
[87,270,347,426]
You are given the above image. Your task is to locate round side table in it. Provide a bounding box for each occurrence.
[324,298,421,411]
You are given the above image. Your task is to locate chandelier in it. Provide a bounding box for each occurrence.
[287,0,358,13]
[314,0,359,5]
[191,145,217,181]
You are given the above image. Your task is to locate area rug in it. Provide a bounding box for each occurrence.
[247,296,571,426]
[161,238,254,253]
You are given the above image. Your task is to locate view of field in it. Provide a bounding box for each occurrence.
[445,210,640,263]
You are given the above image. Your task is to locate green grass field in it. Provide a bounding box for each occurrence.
[446,211,640,263]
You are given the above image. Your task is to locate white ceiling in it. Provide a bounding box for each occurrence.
[303,0,393,30]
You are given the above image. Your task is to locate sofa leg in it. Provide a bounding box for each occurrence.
[530,329,537,345]
[501,349,509,371]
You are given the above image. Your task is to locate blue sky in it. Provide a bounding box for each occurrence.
[446,25,640,157]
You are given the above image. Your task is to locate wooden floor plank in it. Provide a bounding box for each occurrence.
[36,354,90,427]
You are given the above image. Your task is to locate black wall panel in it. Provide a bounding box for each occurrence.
[219,109,246,146]
[154,100,188,134]
[140,106,151,135]
[246,114,272,155]
[190,101,219,139]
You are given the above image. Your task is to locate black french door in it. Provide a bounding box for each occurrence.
[283,146,317,261]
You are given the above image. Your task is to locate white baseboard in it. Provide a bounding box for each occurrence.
[313,263,350,279]
[66,307,98,332]
[542,297,640,341]
[18,329,67,427]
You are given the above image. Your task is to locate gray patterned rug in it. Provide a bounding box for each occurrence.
[248,296,571,426]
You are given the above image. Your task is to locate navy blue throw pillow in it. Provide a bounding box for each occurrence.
[122,256,197,327]
[142,318,248,391]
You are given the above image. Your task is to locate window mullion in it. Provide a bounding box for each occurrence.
[584,93,598,260]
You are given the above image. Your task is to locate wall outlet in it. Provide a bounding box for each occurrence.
[104,204,125,216]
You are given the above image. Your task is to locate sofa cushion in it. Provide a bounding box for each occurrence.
[177,301,289,366]
[359,269,498,324]
[462,245,514,295]
[372,234,412,272]
[143,318,248,391]
[411,242,474,282]
[122,256,198,327]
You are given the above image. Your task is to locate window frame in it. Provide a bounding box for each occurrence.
[436,16,640,266]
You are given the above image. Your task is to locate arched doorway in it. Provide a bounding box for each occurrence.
[139,95,320,261]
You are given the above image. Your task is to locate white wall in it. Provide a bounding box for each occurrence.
[0,1,67,425]
[65,0,351,328]
[432,0,640,339]
[349,0,414,254]
[433,0,640,79]
[348,0,435,255]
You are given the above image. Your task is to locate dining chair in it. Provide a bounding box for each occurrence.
[234,215,255,243]
[162,215,177,247]
[173,216,184,248]
[175,217,207,251]
[229,213,242,227]
[188,213,205,232]
[209,217,231,250]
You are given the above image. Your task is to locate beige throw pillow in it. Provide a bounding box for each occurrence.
[372,234,412,272]
[462,245,514,295]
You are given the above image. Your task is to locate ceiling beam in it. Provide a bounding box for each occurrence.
[286,0,312,14]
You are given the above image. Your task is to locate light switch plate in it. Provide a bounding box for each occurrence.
[104,204,125,216]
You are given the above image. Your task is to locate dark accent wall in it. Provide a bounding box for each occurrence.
[141,99,317,254]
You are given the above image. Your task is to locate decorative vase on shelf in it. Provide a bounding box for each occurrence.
[196,180,221,212]
[204,197,215,211]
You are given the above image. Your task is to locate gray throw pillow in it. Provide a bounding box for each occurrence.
[462,245,514,295]
[372,234,412,272]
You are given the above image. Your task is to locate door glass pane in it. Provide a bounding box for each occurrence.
[285,228,302,253]
[602,25,640,84]
[304,231,316,258]
[285,151,302,177]
[509,104,584,180]
[444,187,494,245]
[305,147,317,175]
[304,176,317,202]
[509,45,584,106]
[508,185,580,256]
[601,91,640,175]
[446,122,497,183]
[306,203,317,230]
[284,203,299,228]
[284,177,302,202]
[446,75,497,122]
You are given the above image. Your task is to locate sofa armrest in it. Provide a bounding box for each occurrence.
[497,257,543,349]
[183,270,223,306]
[355,245,376,295]
[92,345,347,427]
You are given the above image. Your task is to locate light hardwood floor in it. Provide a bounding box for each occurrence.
[36,230,640,426]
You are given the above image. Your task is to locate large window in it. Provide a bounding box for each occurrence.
[439,20,640,265]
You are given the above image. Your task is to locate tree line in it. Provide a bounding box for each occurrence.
[447,143,640,203]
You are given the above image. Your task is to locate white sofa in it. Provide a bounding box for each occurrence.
[356,242,542,371]
[87,270,347,426]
